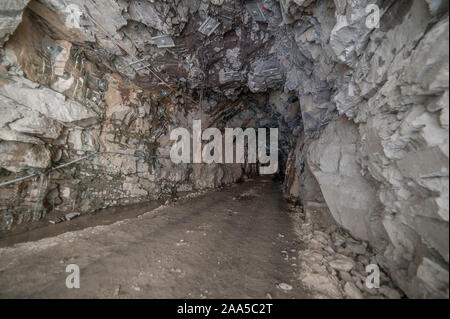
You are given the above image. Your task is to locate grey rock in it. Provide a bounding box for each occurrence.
[379,286,402,300]
[329,255,355,272]
[0,76,97,123]
[0,0,31,46]
[0,127,44,145]
[277,283,293,291]
[344,282,364,299]
[300,272,343,299]
[339,271,354,283]
[424,0,449,15]
[332,233,346,247]
[415,257,449,299]
[248,57,283,93]
[65,212,81,221]
[0,141,51,172]
[346,239,367,255]
[9,115,63,140]
[308,118,385,243]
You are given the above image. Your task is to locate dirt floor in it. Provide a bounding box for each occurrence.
[0,177,310,299]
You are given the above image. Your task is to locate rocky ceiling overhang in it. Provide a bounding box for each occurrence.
[3,0,325,102]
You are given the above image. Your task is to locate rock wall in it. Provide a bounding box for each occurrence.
[1,0,304,235]
[283,0,449,298]
[0,0,31,45]
[0,0,448,298]
[0,1,252,234]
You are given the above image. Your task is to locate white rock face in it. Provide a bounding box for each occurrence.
[0,0,31,45]
[0,141,51,172]
[285,0,449,298]
[329,2,372,67]
[308,118,387,246]
[329,255,355,272]
[9,115,62,140]
[0,76,97,123]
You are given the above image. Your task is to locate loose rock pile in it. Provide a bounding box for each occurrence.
[290,204,404,299]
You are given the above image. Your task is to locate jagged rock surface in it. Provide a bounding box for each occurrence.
[0,0,448,298]
[284,0,449,298]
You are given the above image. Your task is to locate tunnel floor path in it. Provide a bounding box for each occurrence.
[0,177,309,298]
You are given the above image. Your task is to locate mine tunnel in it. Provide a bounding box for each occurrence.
[0,0,448,300]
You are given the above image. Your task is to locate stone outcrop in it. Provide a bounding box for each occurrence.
[307,118,386,247]
[0,0,31,45]
[0,0,448,298]
[292,203,403,299]
[284,0,449,298]
[0,141,51,172]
